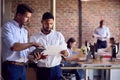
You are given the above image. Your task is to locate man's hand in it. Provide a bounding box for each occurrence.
[34,52,42,60]
[40,54,48,59]
[34,52,48,60]
[60,50,68,57]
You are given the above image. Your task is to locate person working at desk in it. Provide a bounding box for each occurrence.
[1,4,41,80]
[93,20,110,49]
[62,37,85,80]
[109,37,118,60]
[29,12,69,80]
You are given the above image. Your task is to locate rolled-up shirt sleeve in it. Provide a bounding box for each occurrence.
[2,24,16,49]
[58,32,70,57]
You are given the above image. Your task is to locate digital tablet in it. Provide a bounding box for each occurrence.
[30,47,45,56]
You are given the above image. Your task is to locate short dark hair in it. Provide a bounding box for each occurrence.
[100,20,104,24]
[110,37,115,44]
[99,19,104,27]
[16,3,33,15]
[67,37,76,48]
[42,12,54,20]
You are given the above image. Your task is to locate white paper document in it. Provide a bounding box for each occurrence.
[43,45,67,56]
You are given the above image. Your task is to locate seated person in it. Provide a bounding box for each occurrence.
[62,37,85,80]
[109,37,119,59]
[105,37,118,53]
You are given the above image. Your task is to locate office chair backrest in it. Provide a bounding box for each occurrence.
[88,44,95,59]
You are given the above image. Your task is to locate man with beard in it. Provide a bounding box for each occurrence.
[1,4,41,80]
[29,12,69,80]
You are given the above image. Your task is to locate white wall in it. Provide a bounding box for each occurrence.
[0,0,1,78]
[110,65,120,80]
[2,0,12,25]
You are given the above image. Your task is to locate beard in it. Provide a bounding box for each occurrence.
[42,27,51,34]
[44,29,51,33]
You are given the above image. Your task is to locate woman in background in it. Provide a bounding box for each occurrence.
[62,37,85,80]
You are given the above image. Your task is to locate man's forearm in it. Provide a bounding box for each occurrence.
[11,42,36,51]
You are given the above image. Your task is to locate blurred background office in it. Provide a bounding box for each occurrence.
[1,0,120,80]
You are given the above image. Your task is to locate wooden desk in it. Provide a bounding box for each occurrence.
[62,48,120,69]
[62,59,120,68]
[61,58,120,80]
[61,49,120,80]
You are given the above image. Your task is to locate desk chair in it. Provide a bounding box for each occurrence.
[61,72,76,80]
[61,56,77,80]
[61,63,76,80]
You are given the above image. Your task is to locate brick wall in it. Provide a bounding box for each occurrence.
[56,0,80,46]
[11,0,120,47]
[11,0,51,37]
[82,0,120,45]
